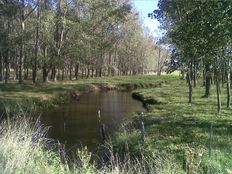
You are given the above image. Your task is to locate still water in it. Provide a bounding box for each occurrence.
[41,91,145,150]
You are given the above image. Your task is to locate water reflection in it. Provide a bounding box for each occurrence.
[41,91,145,150]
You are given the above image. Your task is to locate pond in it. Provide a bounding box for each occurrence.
[41,90,145,151]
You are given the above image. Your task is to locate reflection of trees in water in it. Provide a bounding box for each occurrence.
[42,91,144,149]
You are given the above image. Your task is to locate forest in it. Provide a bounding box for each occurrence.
[0,0,232,174]
[0,0,167,84]
[151,0,232,113]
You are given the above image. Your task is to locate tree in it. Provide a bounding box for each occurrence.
[153,0,232,112]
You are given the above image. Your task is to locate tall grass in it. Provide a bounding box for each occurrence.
[0,115,68,174]
[0,112,184,174]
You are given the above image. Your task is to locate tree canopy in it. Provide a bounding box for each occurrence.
[151,0,232,112]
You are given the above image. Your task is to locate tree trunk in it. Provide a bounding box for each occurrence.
[187,70,192,103]
[75,64,79,80]
[19,0,25,84]
[51,66,57,81]
[99,68,102,77]
[87,67,90,78]
[69,64,72,80]
[85,68,87,77]
[230,67,232,89]
[0,55,3,81]
[4,19,11,84]
[81,68,84,79]
[227,60,231,108]
[4,51,9,84]
[15,52,19,80]
[157,47,161,76]
[32,0,40,84]
[203,63,211,97]
[42,47,49,82]
[24,68,29,80]
[43,67,49,82]
[91,68,94,78]
[61,69,64,80]
[216,76,221,113]
[95,69,98,77]
[193,62,197,88]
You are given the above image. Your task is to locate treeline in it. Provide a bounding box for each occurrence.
[0,0,158,84]
[153,0,232,113]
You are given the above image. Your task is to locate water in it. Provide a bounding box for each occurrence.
[41,91,145,150]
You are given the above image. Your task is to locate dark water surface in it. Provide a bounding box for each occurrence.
[41,91,145,150]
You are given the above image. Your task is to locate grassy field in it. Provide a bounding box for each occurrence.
[119,78,232,173]
[1,73,232,173]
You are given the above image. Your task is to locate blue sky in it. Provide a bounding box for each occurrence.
[133,0,161,39]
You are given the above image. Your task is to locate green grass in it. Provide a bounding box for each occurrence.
[0,75,178,110]
[1,74,232,173]
[125,78,232,173]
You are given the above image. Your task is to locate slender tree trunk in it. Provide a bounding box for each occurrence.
[24,67,29,79]
[19,0,25,84]
[99,68,102,77]
[157,47,161,76]
[4,19,11,84]
[42,47,49,82]
[85,68,87,77]
[91,68,94,78]
[51,66,57,81]
[81,68,84,79]
[227,60,231,108]
[216,75,221,113]
[69,64,72,80]
[4,55,9,84]
[87,67,90,78]
[32,0,40,84]
[15,52,19,80]
[62,69,64,80]
[56,69,60,80]
[230,66,232,89]
[4,49,9,84]
[202,68,205,86]
[193,62,197,88]
[95,69,98,77]
[187,68,192,103]
[108,52,111,76]
[75,63,79,80]
[204,63,211,97]
[0,55,3,81]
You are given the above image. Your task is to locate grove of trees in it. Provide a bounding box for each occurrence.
[0,0,161,84]
[151,0,232,113]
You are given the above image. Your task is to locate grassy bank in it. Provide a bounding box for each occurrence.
[0,75,177,111]
[118,78,232,173]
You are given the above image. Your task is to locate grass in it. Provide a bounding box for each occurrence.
[0,74,177,110]
[0,114,183,174]
[0,116,67,174]
[1,73,232,173]
[126,78,232,173]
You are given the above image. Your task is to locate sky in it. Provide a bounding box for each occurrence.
[133,0,161,40]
